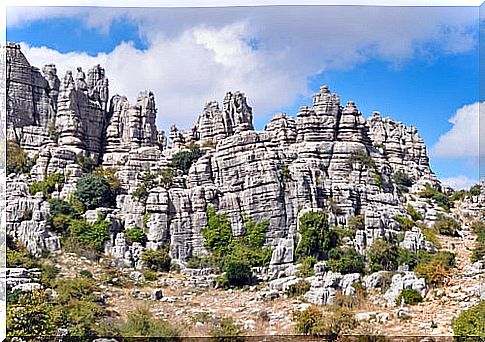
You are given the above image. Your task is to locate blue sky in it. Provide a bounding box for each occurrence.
[6,6,480,188]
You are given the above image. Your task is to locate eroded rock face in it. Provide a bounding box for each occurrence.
[7,45,441,267]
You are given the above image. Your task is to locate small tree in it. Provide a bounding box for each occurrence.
[327,247,364,274]
[396,288,423,305]
[393,171,413,192]
[452,301,485,337]
[74,174,114,209]
[171,145,204,174]
[7,140,34,175]
[141,246,171,272]
[296,211,338,261]
[368,239,399,272]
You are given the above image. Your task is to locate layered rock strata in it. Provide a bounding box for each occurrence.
[6,44,441,269]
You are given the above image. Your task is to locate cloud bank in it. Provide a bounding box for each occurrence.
[10,6,478,131]
[431,102,481,158]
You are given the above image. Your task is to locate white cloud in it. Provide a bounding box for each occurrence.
[440,175,478,190]
[12,6,478,131]
[430,102,482,158]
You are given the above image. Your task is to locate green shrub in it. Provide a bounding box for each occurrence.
[418,184,452,212]
[279,166,292,182]
[433,215,461,237]
[76,152,96,173]
[348,150,376,169]
[327,247,364,274]
[6,140,34,175]
[124,228,147,245]
[406,205,423,221]
[7,290,57,337]
[396,288,423,305]
[393,171,413,193]
[6,237,40,269]
[420,225,442,249]
[142,270,158,282]
[469,184,482,197]
[117,307,181,337]
[201,208,272,285]
[133,171,158,202]
[202,207,233,259]
[29,173,65,198]
[373,172,384,189]
[368,239,399,272]
[397,248,419,270]
[471,242,485,262]
[159,168,176,189]
[293,306,357,337]
[68,218,111,252]
[285,280,311,297]
[171,145,204,174]
[209,317,245,341]
[222,255,252,287]
[93,167,121,194]
[295,211,338,261]
[348,214,365,231]
[141,246,171,272]
[297,256,316,277]
[79,270,93,278]
[452,301,485,337]
[394,215,415,231]
[48,121,60,143]
[74,174,114,209]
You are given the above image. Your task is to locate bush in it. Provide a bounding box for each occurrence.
[118,307,181,337]
[348,214,365,231]
[368,239,399,272]
[159,168,176,189]
[22,208,33,221]
[7,140,33,175]
[297,256,316,277]
[452,301,485,337]
[6,237,40,269]
[406,205,423,222]
[397,247,419,270]
[202,207,233,259]
[293,305,357,337]
[141,246,171,272]
[79,270,93,278]
[469,184,482,197]
[418,184,452,212]
[201,208,272,285]
[285,279,311,297]
[222,255,252,287]
[327,247,364,274]
[396,288,423,305]
[93,167,121,194]
[74,174,114,209]
[209,317,245,341]
[348,150,376,169]
[394,215,415,231]
[29,173,65,198]
[296,211,338,261]
[46,198,81,233]
[124,228,147,245]
[393,171,413,192]
[133,171,158,202]
[68,218,111,252]
[420,225,442,249]
[433,216,461,236]
[414,258,450,287]
[471,220,485,262]
[279,166,292,182]
[171,145,204,174]
[76,152,96,173]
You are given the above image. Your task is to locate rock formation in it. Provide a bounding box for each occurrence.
[6,44,443,269]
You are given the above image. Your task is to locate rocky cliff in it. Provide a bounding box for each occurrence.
[6,43,441,267]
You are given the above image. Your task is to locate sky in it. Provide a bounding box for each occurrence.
[5,5,481,189]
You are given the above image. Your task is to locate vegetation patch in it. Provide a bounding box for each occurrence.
[396,288,423,305]
[7,140,35,175]
[171,144,204,174]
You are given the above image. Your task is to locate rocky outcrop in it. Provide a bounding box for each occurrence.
[6,44,442,268]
